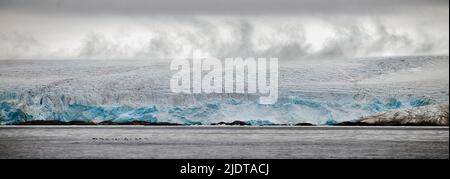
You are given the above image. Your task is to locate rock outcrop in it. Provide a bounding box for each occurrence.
[337,104,448,126]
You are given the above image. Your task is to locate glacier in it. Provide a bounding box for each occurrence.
[0,56,448,125]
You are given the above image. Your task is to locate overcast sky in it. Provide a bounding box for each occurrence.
[0,0,448,59]
[0,0,448,14]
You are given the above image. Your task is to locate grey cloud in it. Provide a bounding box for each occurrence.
[0,0,447,59]
[0,0,448,14]
[0,32,42,59]
[312,21,448,59]
[2,17,447,60]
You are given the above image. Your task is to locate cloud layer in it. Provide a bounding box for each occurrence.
[0,0,448,14]
[0,0,448,60]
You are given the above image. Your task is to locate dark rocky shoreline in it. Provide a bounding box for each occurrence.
[11,119,448,126]
[15,120,182,126]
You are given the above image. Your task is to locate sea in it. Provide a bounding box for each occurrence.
[0,126,448,159]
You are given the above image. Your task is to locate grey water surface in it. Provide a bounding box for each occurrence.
[0,126,448,159]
